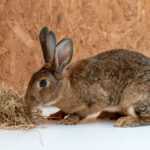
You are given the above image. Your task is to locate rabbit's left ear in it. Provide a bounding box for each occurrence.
[39,26,56,63]
[53,38,73,72]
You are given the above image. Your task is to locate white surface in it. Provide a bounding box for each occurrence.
[0,107,149,150]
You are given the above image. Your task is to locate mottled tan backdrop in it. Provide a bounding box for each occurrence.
[0,0,150,90]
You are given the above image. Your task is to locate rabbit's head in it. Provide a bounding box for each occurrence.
[25,26,73,111]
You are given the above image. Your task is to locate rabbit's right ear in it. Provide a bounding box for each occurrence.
[52,38,73,73]
[39,26,56,63]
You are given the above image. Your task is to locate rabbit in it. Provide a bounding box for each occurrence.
[25,26,150,127]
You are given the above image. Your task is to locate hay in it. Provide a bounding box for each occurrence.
[0,84,41,130]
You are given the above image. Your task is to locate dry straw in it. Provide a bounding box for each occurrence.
[0,84,41,130]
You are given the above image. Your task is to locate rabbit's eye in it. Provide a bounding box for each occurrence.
[39,80,47,87]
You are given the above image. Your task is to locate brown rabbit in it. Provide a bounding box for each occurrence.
[25,26,150,127]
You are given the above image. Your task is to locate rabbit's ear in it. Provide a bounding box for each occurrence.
[53,38,73,72]
[39,26,56,63]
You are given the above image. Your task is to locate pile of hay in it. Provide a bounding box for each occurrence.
[0,85,40,129]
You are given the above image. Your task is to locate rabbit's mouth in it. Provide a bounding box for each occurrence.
[25,94,42,110]
[31,105,43,113]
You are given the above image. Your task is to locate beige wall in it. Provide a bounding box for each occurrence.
[0,0,150,90]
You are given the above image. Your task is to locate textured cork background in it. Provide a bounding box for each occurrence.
[0,0,150,90]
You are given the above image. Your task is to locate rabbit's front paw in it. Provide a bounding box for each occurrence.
[57,119,76,125]
[57,112,85,125]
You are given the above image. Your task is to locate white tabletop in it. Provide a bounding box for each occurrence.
[0,107,149,150]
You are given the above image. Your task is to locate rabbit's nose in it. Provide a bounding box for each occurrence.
[29,95,37,106]
[30,96,36,101]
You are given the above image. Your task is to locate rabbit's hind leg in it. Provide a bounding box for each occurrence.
[115,100,150,127]
[114,116,147,127]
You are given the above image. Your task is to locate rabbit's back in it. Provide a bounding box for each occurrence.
[69,49,150,108]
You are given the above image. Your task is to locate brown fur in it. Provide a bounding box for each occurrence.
[25,27,150,127]
[47,110,67,120]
